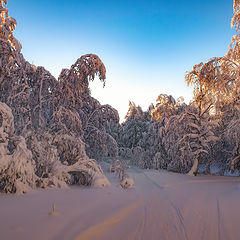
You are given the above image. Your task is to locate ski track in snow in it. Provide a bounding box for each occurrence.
[1,166,240,240]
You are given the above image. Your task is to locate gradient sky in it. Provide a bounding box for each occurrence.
[8,0,235,121]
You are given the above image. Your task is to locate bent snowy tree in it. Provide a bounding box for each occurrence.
[0,0,115,193]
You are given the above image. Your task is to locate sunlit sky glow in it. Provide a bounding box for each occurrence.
[9,0,234,121]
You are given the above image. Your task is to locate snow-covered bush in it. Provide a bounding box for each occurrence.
[109,159,133,189]
[120,175,134,189]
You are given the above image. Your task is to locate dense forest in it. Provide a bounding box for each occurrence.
[1,0,240,193]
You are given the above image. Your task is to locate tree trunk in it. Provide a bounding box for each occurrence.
[188,156,200,176]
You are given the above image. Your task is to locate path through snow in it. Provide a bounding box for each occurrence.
[1,166,240,240]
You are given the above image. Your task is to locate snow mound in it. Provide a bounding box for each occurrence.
[92,173,110,187]
[120,176,134,189]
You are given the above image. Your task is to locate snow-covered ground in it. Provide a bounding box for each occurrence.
[1,166,240,240]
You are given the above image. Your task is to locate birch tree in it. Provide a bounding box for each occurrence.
[183,63,219,175]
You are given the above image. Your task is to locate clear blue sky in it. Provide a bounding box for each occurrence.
[8,0,235,121]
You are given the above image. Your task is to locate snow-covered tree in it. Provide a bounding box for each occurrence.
[225,119,240,171]
[0,1,114,193]
[183,63,219,175]
[119,102,149,149]
[0,103,37,193]
[0,0,21,51]
[151,94,176,121]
